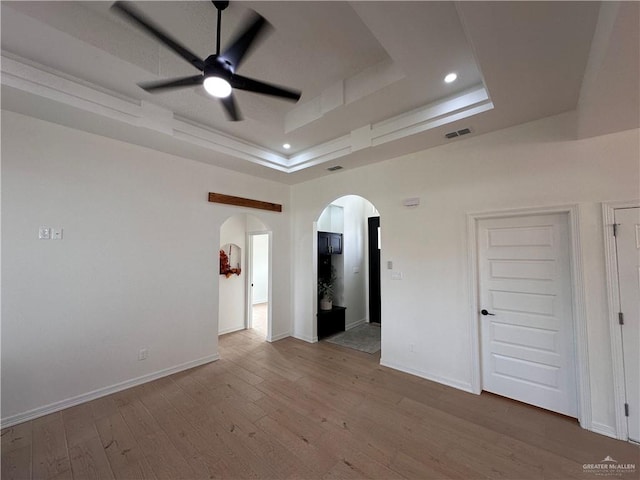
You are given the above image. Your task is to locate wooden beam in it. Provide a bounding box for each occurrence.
[208,192,282,212]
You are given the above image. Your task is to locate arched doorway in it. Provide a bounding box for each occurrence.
[314,195,381,353]
[219,213,271,340]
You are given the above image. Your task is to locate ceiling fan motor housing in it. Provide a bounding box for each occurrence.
[205,55,234,79]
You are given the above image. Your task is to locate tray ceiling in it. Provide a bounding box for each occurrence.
[1,1,601,183]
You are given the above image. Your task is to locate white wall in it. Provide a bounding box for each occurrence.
[1,110,292,425]
[3,105,638,437]
[317,204,344,233]
[218,216,246,335]
[291,112,640,435]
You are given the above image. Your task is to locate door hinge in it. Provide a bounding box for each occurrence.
[625,403,629,417]
[619,312,624,325]
[613,223,620,236]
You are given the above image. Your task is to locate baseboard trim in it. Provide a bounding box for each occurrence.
[1,353,219,428]
[292,333,317,343]
[346,318,367,330]
[268,331,291,342]
[218,325,245,336]
[590,421,619,440]
[380,358,474,394]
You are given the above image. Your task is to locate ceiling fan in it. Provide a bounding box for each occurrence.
[111,1,302,121]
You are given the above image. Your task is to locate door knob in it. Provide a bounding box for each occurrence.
[480,309,495,316]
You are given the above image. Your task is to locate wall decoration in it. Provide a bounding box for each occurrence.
[220,243,241,277]
[209,192,282,212]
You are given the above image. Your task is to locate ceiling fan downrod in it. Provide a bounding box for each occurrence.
[212,1,229,56]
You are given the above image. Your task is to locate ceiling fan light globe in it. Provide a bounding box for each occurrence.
[204,76,232,98]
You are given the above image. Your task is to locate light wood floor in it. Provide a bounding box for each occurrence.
[2,329,638,479]
[251,303,268,337]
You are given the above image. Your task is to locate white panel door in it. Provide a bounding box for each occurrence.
[614,207,640,442]
[478,214,577,417]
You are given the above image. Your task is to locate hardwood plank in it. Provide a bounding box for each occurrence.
[5,330,639,480]
[68,436,115,480]
[389,450,460,480]
[1,421,32,454]
[118,399,197,480]
[158,380,265,479]
[223,362,265,386]
[95,413,157,480]
[88,394,120,421]
[138,381,229,479]
[255,414,336,476]
[32,413,72,480]
[1,445,31,480]
[256,397,326,444]
[316,424,404,480]
[62,403,99,447]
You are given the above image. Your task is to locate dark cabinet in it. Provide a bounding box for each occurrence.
[318,231,342,255]
[317,306,346,339]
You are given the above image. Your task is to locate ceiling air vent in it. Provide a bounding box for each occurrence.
[327,165,343,171]
[445,127,472,139]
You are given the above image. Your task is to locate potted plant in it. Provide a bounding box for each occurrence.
[318,266,337,310]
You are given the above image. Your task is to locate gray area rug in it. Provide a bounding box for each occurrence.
[325,323,381,354]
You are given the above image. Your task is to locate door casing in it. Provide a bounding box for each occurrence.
[468,205,591,430]
[603,200,640,441]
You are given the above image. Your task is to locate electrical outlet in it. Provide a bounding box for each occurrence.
[39,226,51,240]
[138,348,149,361]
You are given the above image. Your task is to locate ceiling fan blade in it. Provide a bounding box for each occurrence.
[220,93,242,121]
[220,11,271,70]
[230,74,301,102]
[111,1,205,71]
[138,75,204,92]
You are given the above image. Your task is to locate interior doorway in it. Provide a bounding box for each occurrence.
[218,214,271,340]
[248,232,270,337]
[314,196,381,349]
[604,202,640,442]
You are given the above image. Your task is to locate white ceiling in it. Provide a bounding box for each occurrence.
[1,1,603,183]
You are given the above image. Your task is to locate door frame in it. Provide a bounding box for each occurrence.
[467,204,591,429]
[246,230,272,341]
[603,199,640,441]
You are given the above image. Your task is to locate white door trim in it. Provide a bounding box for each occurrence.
[467,204,590,429]
[246,230,273,341]
[602,199,640,440]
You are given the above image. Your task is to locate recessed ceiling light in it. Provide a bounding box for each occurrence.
[283,143,291,149]
[444,73,458,84]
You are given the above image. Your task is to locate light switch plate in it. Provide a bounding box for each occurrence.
[52,228,63,240]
